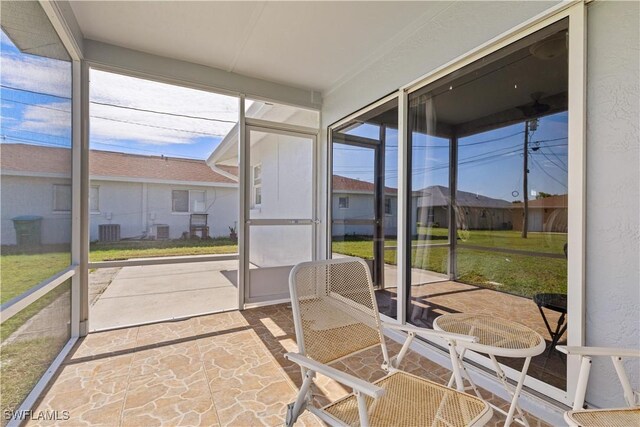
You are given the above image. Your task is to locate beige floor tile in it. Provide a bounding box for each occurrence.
[33,303,551,427]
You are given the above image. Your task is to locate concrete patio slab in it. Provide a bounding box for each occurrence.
[90,260,239,331]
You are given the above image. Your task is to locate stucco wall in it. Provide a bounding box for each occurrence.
[1,175,72,245]
[145,183,237,239]
[320,0,639,408]
[90,180,143,240]
[583,0,639,408]
[1,177,238,243]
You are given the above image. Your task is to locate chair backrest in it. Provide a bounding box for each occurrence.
[289,257,387,365]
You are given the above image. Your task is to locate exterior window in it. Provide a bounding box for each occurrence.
[252,164,262,207]
[385,198,392,215]
[172,190,189,212]
[338,196,349,209]
[173,190,207,212]
[190,190,205,212]
[53,184,72,212]
[90,186,100,213]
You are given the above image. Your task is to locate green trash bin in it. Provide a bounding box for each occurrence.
[12,215,43,247]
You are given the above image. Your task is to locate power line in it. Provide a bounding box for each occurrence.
[538,149,568,173]
[2,127,69,140]
[458,131,525,147]
[1,135,70,148]
[530,156,567,189]
[90,100,237,124]
[2,98,70,113]
[0,84,71,100]
[91,115,225,137]
[91,141,202,159]
[2,97,231,137]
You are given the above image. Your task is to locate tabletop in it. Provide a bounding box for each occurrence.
[533,293,567,314]
[434,313,546,358]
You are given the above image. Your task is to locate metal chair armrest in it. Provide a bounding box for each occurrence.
[556,346,640,358]
[285,352,385,399]
[382,322,478,344]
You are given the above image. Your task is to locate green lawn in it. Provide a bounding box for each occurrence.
[90,237,238,261]
[333,229,567,298]
[0,238,238,305]
[0,282,70,422]
[0,252,70,304]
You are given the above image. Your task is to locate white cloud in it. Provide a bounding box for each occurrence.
[88,69,239,145]
[1,53,71,98]
[20,101,71,136]
[1,50,241,148]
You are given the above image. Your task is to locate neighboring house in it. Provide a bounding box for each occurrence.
[0,143,238,245]
[416,185,514,231]
[512,194,568,232]
[331,174,398,237]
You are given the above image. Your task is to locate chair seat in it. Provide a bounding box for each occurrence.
[323,371,491,427]
[565,407,640,427]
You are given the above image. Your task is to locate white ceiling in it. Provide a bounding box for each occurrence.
[69,1,447,93]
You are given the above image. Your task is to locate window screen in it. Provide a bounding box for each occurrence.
[53,184,72,212]
[172,190,189,212]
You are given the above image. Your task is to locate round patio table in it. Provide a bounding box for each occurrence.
[434,313,546,427]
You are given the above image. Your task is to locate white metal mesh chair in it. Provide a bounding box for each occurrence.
[557,346,640,427]
[284,257,493,427]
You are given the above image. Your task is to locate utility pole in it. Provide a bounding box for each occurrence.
[522,120,529,238]
[522,118,538,239]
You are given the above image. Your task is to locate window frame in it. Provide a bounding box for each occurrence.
[52,184,72,213]
[190,189,206,213]
[252,164,262,208]
[172,189,208,213]
[384,198,393,216]
[326,2,585,406]
[89,185,100,214]
[171,189,190,213]
[338,196,349,209]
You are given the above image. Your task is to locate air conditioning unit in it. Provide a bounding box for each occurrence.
[150,224,169,240]
[99,224,120,242]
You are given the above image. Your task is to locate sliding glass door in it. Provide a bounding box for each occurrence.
[405,19,570,390]
[330,98,398,318]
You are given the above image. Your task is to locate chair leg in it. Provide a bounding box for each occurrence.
[286,370,314,427]
[356,391,371,427]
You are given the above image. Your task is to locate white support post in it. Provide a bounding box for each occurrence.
[566,0,587,402]
[238,95,247,310]
[397,90,408,324]
[70,58,82,338]
[79,60,90,335]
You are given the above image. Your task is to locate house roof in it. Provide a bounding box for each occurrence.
[417,185,512,209]
[0,143,236,184]
[333,175,397,195]
[513,194,568,209]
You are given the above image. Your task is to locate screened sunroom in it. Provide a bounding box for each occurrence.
[0,1,638,426]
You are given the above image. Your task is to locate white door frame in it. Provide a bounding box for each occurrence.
[239,118,319,309]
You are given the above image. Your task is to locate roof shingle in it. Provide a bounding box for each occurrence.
[0,144,236,184]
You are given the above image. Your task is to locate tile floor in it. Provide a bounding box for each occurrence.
[29,304,552,427]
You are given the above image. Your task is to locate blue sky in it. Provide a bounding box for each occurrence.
[1,30,237,160]
[333,112,568,202]
[3,27,568,201]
